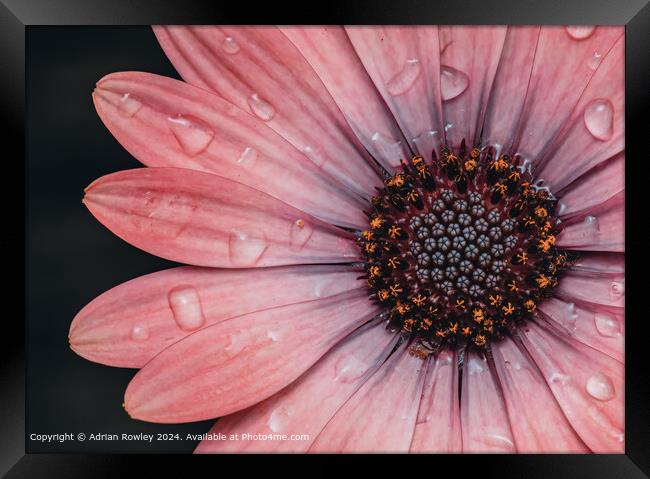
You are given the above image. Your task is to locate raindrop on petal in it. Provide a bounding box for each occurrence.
[609,280,624,300]
[222,36,240,54]
[267,330,282,342]
[583,99,614,141]
[168,115,215,156]
[565,26,596,40]
[594,313,621,338]
[289,218,313,252]
[247,93,276,121]
[386,58,422,96]
[585,372,615,401]
[130,324,149,341]
[440,65,469,101]
[302,145,326,168]
[334,354,367,383]
[371,131,403,161]
[224,330,250,358]
[168,286,206,331]
[237,146,258,168]
[117,93,143,117]
[268,406,294,433]
[588,51,603,70]
[228,228,267,267]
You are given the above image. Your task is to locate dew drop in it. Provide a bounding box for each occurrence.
[168,115,215,156]
[466,357,485,375]
[440,65,469,101]
[222,36,240,54]
[289,218,313,252]
[371,131,403,161]
[550,372,570,386]
[334,354,367,383]
[267,329,282,342]
[268,406,294,433]
[386,58,422,96]
[237,146,258,168]
[411,129,440,156]
[585,372,615,401]
[609,280,624,300]
[225,330,250,358]
[302,145,326,168]
[228,228,267,267]
[588,51,603,70]
[557,200,567,216]
[565,26,596,40]
[130,324,149,341]
[247,93,276,121]
[564,302,579,329]
[168,286,206,331]
[594,313,621,338]
[118,93,143,117]
[583,99,614,141]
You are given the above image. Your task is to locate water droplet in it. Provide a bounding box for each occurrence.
[583,99,614,141]
[588,51,603,70]
[565,26,596,40]
[569,215,600,243]
[289,219,313,252]
[550,372,570,386]
[557,200,567,216]
[118,93,143,117]
[371,131,403,161]
[564,302,579,329]
[168,115,215,156]
[222,36,240,54]
[594,313,621,338]
[444,122,454,132]
[440,65,469,101]
[237,146,258,168]
[411,129,440,155]
[334,354,367,383]
[130,324,149,341]
[585,372,615,401]
[228,228,267,267]
[466,357,485,375]
[386,58,422,96]
[168,286,206,331]
[609,280,624,299]
[225,330,250,358]
[268,406,294,433]
[301,145,327,168]
[267,329,282,342]
[479,432,515,450]
[247,93,276,121]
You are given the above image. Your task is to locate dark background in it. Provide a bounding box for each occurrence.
[26,26,214,453]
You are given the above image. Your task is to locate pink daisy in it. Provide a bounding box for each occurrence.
[69,25,624,453]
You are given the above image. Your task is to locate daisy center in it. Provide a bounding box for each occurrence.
[359,145,574,356]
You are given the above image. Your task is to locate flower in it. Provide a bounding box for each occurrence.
[69,26,624,453]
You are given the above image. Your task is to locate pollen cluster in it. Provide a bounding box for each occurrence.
[359,144,573,354]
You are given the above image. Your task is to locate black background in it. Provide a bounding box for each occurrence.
[26,26,214,453]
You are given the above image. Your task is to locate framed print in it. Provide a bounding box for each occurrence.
[5,0,649,476]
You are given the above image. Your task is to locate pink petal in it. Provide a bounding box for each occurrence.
[482,27,541,151]
[309,344,427,452]
[570,252,624,276]
[83,167,359,268]
[537,35,624,191]
[345,26,444,155]
[280,26,410,170]
[439,26,507,148]
[491,337,589,452]
[519,319,624,452]
[557,192,624,252]
[153,26,382,198]
[93,71,367,229]
[557,153,624,219]
[124,290,378,423]
[409,349,462,453]
[70,265,363,368]
[513,26,623,161]
[461,350,516,452]
[195,322,398,453]
[556,272,625,310]
[539,297,624,362]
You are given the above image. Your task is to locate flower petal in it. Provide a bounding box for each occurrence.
[491,337,589,452]
[539,297,624,362]
[557,193,624,252]
[93,71,366,229]
[83,167,359,268]
[124,290,378,423]
[519,319,624,452]
[482,27,541,151]
[309,344,427,452]
[570,252,624,277]
[195,322,398,453]
[70,265,363,368]
[556,272,625,310]
[345,26,444,155]
[153,26,382,198]
[409,350,462,453]
[537,34,624,191]
[439,26,507,148]
[281,26,410,170]
[557,153,624,219]
[513,26,623,161]
[461,351,516,452]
